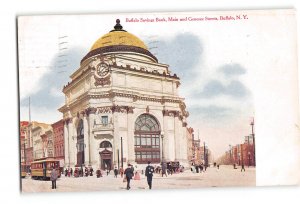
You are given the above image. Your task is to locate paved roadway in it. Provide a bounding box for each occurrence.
[21,165,256,193]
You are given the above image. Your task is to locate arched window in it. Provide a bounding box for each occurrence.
[134,114,161,164]
[100,141,112,148]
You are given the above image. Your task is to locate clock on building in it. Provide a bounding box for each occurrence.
[96,63,109,78]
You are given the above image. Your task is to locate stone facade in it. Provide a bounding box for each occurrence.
[30,122,51,160]
[59,20,192,170]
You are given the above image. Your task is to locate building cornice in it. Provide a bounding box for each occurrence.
[110,62,180,81]
[62,61,180,93]
[81,45,158,64]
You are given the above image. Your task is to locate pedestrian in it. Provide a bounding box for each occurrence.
[96,168,102,178]
[119,167,124,178]
[80,166,83,177]
[65,168,68,177]
[241,163,245,172]
[161,163,167,177]
[217,164,220,169]
[199,164,203,173]
[114,167,118,178]
[50,167,58,189]
[70,168,73,176]
[134,171,141,180]
[85,167,89,177]
[124,164,134,190]
[145,161,154,189]
[90,167,94,176]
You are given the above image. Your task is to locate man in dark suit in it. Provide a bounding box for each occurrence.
[124,164,134,190]
[145,161,155,189]
[50,167,58,189]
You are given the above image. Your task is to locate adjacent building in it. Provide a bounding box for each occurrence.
[52,119,65,167]
[20,121,29,165]
[30,122,52,160]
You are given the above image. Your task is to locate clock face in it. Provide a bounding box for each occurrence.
[96,63,109,77]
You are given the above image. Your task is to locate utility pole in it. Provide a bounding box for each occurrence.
[117,149,120,169]
[121,137,123,168]
[203,142,206,166]
[251,119,256,166]
[247,135,250,167]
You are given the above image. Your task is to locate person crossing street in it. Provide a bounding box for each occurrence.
[145,161,155,189]
[124,164,134,190]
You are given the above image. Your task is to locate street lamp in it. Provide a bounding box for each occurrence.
[161,131,164,163]
[248,151,251,168]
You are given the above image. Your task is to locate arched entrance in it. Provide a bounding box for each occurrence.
[99,141,113,170]
[134,114,161,164]
[76,119,85,166]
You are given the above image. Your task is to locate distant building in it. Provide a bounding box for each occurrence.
[30,122,52,160]
[52,119,65,167]
[20,121,29,164]
[186,127,194,165]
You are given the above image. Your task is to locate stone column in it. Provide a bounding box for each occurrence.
[83,114,90,166]
[68,119,76,167]
[181,124,189,164]
[88,111,97,168]
[174,116,180,161]
[127,111,135,164]
[162,113,170,161]
[64,120,70,167]
[113,111,120,166]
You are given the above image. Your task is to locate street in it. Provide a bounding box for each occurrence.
[21,165,255,193]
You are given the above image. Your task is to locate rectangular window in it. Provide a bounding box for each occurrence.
[101,116,108,125]
[141,137,146,146]
[146,138,151,146]
[152,138,156,146]
[156,138,160,146]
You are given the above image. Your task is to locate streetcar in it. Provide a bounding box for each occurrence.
[31,158,61,180]
[21,163,27,178]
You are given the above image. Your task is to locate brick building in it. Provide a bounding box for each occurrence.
[20,121,29,165]
[52,119,65,167]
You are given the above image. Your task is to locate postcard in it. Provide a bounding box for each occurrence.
[18,9,300,192]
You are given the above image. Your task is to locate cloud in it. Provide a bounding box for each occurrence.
[189,105,235,123]
[20,47,86,121]
[218,63,246,77]
[146,33,203,82]
[195,79,249,99]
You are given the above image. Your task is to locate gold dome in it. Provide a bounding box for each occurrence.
[90,30,148,51]
[81,20,157,64]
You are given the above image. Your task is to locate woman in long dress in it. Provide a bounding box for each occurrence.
[133,171,141,180]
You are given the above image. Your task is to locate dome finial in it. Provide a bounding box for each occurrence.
[114,19,123,30]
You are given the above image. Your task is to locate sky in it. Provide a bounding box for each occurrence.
[17,12,272,159]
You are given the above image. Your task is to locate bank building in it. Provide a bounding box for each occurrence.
[59,19,192,170]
